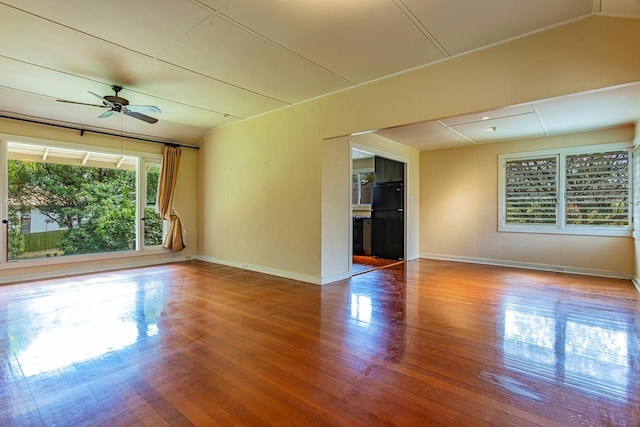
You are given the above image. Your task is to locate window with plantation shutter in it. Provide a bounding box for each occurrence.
[505,157,557,225]
[499,144,632,236]
[565,151,629,227]
[633,145,640,239]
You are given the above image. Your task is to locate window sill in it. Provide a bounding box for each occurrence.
[498,225,632,237]
[1,247,173,270]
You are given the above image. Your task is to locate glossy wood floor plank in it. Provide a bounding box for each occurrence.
[1,259,639,426]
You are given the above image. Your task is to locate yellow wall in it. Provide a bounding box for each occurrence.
[198,101,323,282]
[321,136,351,282]
[421,126,635,276]
[319,16,640,138]
[0,117,198,283]
[200,15,640,284]
[198,106,421,285]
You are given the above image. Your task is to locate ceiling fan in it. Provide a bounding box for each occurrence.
[57,85,161,124]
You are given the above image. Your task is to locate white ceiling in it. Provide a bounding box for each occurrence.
[376,81,640,151]
[0,0,638,147]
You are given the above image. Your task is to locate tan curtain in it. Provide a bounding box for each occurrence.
[157,146,185,252]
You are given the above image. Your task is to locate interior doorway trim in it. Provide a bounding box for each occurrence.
[349,140,409,276]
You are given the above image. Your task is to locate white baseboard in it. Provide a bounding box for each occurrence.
[420,253,634,281]
[320,271,352,285]
[196,255,323,285]
[8,251,631,291]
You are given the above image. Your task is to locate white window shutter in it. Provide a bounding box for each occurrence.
[505,157,557,225]
[565,151,629,226]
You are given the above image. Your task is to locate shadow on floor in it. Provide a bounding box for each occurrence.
[352,255,404,275]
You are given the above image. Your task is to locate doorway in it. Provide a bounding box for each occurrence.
[351,147,406,275]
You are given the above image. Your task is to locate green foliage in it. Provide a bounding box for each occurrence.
[144,167,163,246]
[147,169,160,205]
[144,208,163,246]
[8,160,137,256]
[7,207,25,258]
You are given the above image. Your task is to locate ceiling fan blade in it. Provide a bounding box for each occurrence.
[88,91,111,106]
[57,99,109,108]
[123,109,158,124]
[59,87,158,123]
[126,105,161,114]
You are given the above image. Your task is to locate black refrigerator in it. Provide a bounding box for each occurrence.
[371,182,404,260]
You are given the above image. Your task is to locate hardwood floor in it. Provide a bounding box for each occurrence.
[1,259,639,426]
[352,255,403,275]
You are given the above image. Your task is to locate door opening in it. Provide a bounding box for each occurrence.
[351,149,405,275]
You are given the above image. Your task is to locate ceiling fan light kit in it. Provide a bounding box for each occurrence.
[57,85,161,124]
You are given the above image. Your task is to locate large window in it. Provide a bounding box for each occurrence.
[499,144,632,236]
[2,140,164,262]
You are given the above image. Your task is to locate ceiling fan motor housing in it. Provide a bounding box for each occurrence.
[105,86,129,106]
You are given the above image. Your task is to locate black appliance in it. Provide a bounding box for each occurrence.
[353,217,364,255]
[371,182,404,260]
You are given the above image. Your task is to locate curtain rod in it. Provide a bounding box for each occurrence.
[0,114,199,150]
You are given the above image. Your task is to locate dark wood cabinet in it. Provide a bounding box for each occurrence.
[353,217,372,255]
[375,156,404,183]
[353,217,364,255]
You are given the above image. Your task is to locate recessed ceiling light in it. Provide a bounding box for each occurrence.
[481,116,490,120]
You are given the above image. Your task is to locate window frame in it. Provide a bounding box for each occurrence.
[633,143,640,240]
[140,159,165,248]
[0,135,165,268]
[352,168,374,207]
[498,142,633,237]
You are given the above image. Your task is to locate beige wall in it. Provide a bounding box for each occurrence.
[199,112,420,284]
[319,16,640,138]
[199,101,323,282]
[0,118,198,283]
[321,136,351,282]
[421,126,635,276]
[200,15,640,284]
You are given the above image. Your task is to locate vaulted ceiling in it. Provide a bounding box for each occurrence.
[0,0,638,147]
